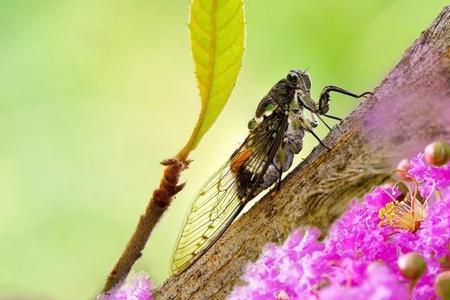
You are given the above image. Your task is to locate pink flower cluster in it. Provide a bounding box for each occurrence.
[229,150,450,300]
[98,272,153,300]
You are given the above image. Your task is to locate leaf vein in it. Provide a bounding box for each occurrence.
[216,32,244,58]
[190,12,211,41]
[211,72,240,98]
[216,1,242,32]
[191,32,211,57]
[196,0,211,14]
[213,55,243,81]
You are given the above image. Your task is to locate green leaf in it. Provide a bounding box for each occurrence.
[178,0,245,160]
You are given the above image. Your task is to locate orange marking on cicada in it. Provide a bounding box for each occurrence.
[230,148,253,173]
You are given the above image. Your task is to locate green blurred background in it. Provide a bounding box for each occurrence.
[0,0,448,299]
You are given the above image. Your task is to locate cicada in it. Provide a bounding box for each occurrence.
[171,69,371,274]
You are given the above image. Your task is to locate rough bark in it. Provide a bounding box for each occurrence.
[155,6,450,300]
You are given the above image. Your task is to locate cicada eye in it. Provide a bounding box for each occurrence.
[286,72,298,86]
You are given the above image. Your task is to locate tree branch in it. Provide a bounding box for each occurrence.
[155,6,450,300]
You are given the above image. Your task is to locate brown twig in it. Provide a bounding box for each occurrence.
[102,156,189,293]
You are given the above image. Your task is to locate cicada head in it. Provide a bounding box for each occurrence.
[286,69,311,92]
[286,69,316,111]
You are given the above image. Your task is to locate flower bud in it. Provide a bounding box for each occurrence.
[397,252,426,280]
[434,271,450,300]
[424,141,450,167]
[395,159,411,181]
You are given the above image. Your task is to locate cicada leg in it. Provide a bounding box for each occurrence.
[318,85,372,115]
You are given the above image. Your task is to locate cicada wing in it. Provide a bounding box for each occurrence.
[171,113,289,275]
[170,163,245,274]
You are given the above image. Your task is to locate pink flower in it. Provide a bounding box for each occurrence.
[228,228,324,300]
[318,263,409,300]
[416,191,450,260]
[408,152,450,198]
[98,272,153,300]
[229,147,450,300]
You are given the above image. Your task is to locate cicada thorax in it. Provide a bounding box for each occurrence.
[269,79,296,104]
[253,80,295,120]
[230,100,294,200]
[229,120,278,200]
[251,98,307,194]
[230,81,304,200]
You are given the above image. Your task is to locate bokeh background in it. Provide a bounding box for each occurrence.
[0,0,448,299]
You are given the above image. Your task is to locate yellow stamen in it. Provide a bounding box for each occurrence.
[378,197,427,232]
[378,170,432,232]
